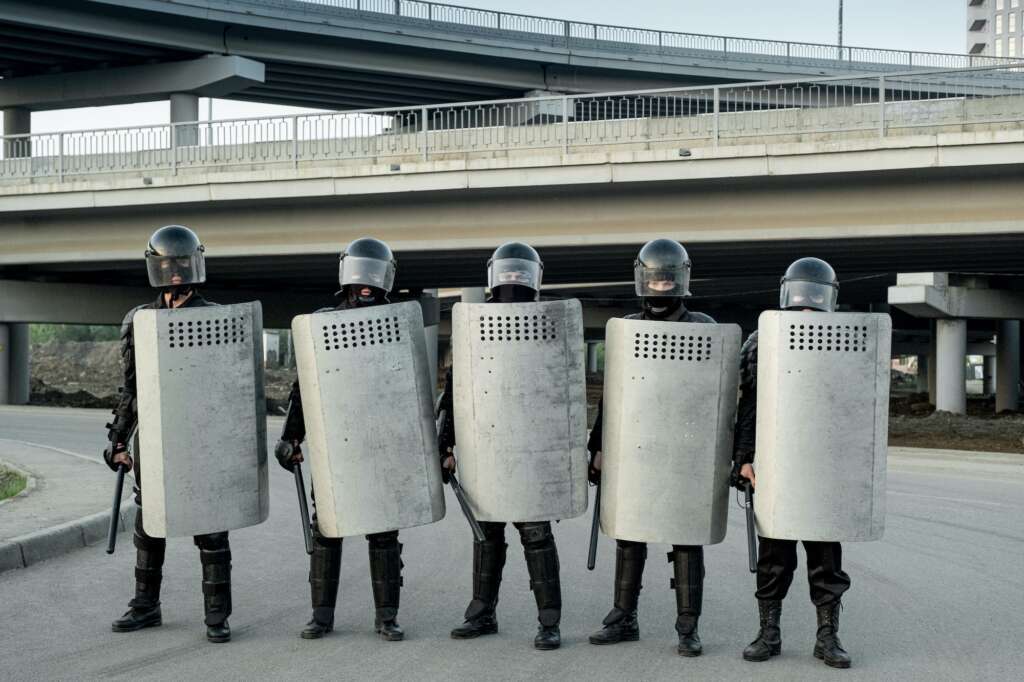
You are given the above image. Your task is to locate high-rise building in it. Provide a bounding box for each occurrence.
[968,0,1022,57]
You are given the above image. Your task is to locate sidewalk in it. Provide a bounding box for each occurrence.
[0,437,133,573]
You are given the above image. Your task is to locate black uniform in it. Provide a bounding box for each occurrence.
[279,297,403,634]
[587,305,714,648]
[733,330,851,606]
[436,301,562,636]
[105,293,232,630]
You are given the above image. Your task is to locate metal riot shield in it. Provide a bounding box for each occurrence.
[133,302,268,538]
[292,302,445,538]
[599,319,741,546]
[754,310,891,542]
[451,300,588,523]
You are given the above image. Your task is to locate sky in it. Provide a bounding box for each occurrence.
[7,0,971,135]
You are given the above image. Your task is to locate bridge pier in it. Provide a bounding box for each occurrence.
[0,323,30,405]
[996,320,1020,412]
[586,342,599,374]
[935,319,967,414]
[983,355,996,394]
[915,353,928,393]
[2,106,30,158]
[170,93,200,147]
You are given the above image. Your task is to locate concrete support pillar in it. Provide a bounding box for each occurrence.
[2,106,31,158]
[935,319,967,414]
[927,321,937,404]
[996,320,1020,412]
[0,323,31,405]
[461,287,486,303]
[421,289,439,391]
[915,354,928,393]
[983,355,996,394]
[586,342,599,374]
[170,93,200,147]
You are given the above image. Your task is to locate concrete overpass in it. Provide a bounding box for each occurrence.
[2,0,1016,109]
[2,70,1023,407]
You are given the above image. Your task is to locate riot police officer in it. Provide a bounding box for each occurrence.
[276,238,406,641]
[438,242,565,650]
[732,257,852,669]
[587,239,715,657]
[104,225,233,643]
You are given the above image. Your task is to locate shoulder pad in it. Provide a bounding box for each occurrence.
[684,311,716,324]
[740,330,759,357]
[622,312,644,321]
[120,303,152,340]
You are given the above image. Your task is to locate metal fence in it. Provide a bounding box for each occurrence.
[3,64,1024,181]
[239,0,1013,71]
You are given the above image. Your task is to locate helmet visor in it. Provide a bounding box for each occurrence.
[780,280,837,312]
[634,263,691,297]
[339,256,396,292]
[146,253,206,288]
[487,258,542,291]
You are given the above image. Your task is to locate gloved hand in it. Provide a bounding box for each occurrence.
[275,440,303,472]
[588,450,602,485]
[104,444,133,472]
[730,460,755,490]
[440,447,455,484]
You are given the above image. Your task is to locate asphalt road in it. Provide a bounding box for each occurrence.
[1,407,1022,681]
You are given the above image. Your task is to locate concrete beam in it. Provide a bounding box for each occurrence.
[0,55,265,111]
[0,279,325,328]
[888,272,1024,320]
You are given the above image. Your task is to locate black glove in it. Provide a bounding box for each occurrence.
[729,461,749,491]
[439,448,454,484]
[587,451,601,485]
[103,443,127,472]
[275,440,299,472]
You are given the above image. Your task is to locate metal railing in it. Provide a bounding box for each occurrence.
[233,0,1012,71]
[3,64,1024,182]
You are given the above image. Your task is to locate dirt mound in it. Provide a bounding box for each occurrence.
[890,410,1024,454]
[30,339,295,413]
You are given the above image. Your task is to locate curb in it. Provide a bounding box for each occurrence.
[0,502,136,575]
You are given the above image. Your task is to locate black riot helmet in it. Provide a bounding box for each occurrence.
[635,239,692,298]
[635,239,691,317]
[145,225,206,290]
[487,242,543,302]
[779,257,839,312]
[338,238,397,302]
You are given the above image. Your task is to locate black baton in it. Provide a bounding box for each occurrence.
[448,471,486,543]
[436,408,485,542]
[293,463,313,555]
[587,483,601,571]
[106,464,127,554]
[744,481,757,574]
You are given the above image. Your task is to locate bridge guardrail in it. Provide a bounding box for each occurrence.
[3,64,1024,182]
[238,0,1014,71]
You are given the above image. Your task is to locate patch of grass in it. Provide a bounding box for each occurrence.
[0,466,27,501]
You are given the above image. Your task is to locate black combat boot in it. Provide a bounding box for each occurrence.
[670,546,704,657]
[369,533,404,641]
[196,534,232,643]
[112,522,165,633]
[451,534,506,639]
[814,601,851,669]
[302,526,342,639]
[589,541,645,645]
[743,599,782,662]
[521,523,562,651]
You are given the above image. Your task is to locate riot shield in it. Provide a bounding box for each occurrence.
[451,300,588,522]
[754,310,891,542]
[599,319,741,545]
[133,301,268,538]
[292,301,444,538]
